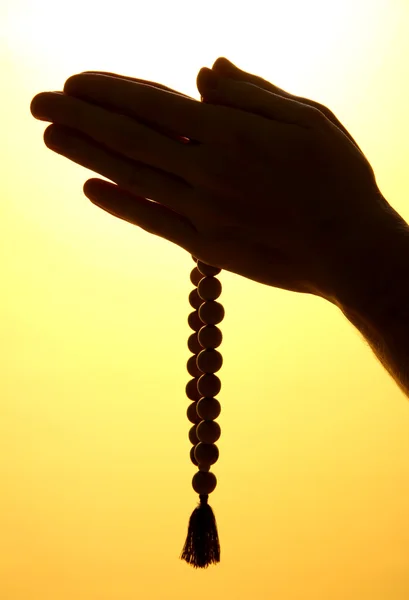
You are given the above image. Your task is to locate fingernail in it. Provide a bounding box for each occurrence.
[201,69,218,90]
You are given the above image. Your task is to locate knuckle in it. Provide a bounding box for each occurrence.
[311,103,337,126]
[308,105,328,123]
[298,97,330,124]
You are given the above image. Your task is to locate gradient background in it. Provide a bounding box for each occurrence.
[2,1,409,598]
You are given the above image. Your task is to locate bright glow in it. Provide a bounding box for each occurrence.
[2,0,409,598]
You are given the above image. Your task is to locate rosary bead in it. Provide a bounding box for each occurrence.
[190,446,199,466]
[188,288,202,310]
[194,442,219,467]
[190,267,203,287]
[189,424,200,445]
[199,301,224,325]
[188,257,222,507]
[197,420,221,444]
[198,373,221,397]
[187,333,202,355]
[197,261,221,276]
[198,324,223,348]
[186,378,201,401]
[187,355,202,378]
[197,397,221,421]
[197,348,223,373]
[192,470,217,495]
[198,276,222,301]
[187,401,201,424]
[188,310,204,332]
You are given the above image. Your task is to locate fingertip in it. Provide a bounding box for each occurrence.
[30,92,49,118]
[63,75,78,95]
[43,124,55,146]
[197,66,210,80]
[212,57,236,73]
[83,178,107,197]
[64,73,94,96]
[30,95,39,117]
[196,67,210,92]
[196,67,219,93]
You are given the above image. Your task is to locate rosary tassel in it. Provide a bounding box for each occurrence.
[180,494,220,568]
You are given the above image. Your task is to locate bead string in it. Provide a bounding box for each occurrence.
[180,255,224,567]
[187,256,224,490]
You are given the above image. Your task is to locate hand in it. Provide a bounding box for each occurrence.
[30,62,390,304]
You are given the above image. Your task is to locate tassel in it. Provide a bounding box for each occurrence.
[180,494,220,568]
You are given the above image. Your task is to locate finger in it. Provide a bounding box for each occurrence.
[197,68,319,127]
[45,87,191,144]
[62,73,230,145]
[209,57,362,151]
[31,93,201,187]
[42,123,203,220]
[75,73,196,143]
[84,178,199,252]
[212,57,297,102]
[85,177,303,292]
[80,71,194,100]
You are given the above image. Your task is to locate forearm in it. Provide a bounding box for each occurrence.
[335,207,409,399]
[341,300,409,399]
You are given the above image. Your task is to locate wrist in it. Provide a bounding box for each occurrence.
[334,201,409,324]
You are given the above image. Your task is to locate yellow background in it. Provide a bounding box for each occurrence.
[2,1,409,598]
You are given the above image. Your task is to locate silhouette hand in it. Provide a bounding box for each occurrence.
[30,62,391,305]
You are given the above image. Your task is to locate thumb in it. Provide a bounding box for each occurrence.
[196,67,318,127]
